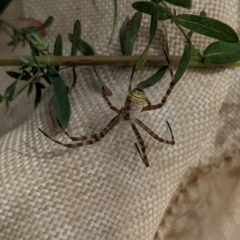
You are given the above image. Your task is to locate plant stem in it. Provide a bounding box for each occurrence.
[0,55,239,68]
[160,1,191,43]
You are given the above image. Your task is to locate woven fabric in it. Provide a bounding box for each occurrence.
[1,0,240,239]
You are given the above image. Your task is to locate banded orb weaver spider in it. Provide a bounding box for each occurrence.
[39,65,176,167]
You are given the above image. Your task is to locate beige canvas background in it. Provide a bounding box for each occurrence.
[1,0,240,239]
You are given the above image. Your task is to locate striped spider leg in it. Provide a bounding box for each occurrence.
[39,60,175,167]
[121,65,175,167]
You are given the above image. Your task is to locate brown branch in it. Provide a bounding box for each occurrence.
[0,55,239,67]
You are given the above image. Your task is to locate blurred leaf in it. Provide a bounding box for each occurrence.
[0,0,12,15]
[70,20,81,56]
[40,16,54,29]
[132,1,169,20]
[136,2,159,70]
[28,83,33,96]
[4,79,18,100]
[149,2,159,44]
[119,12,142,55]
[90,0,101,14]
[79,39,95,56]
[30,33,45,46]
[47,66,71,130]
[6,71,32,81]
[200,10,206,17]
[174,43,192,83]
[71,67,77,90]
[93,66,112,96]
[20,58,30,65]
[109,0,118,44]
[136,45,150,70]
[165,0,191,8]
[175,14,239,43]
[204,41,240,64]
[54,35,63,56]
[34,82,45,108]
[137,66,168,89]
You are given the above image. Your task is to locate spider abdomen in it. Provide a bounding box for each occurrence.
[130,88,146,117]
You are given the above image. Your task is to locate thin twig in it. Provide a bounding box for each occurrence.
[0,55,239,68]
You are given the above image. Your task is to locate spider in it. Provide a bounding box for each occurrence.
[39,62,176,167]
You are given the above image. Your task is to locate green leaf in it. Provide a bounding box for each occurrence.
[70,20,81,56]
[149,2,159,44]
[175,14,239,43]
[47,66,71,130]
[28,83,33,97]
[174,43,192,83]
[132,1,169,20]
[34,82,45,108]
[54,34,63,56]
[20,58,30,65]
[200,10,206,17]
[4,79,18,100]
[109,0,118,44]
[93,66,112,96]
[6,71,31,81]
[30,33,45,46]
[71,67,77,90]
[136,45,150,70]
[119,12,142,55]
[204,41,240,64]
[137,66,168,89]
[40,16,54,29]
[79,39,95,56]
[165,0,191,8]
[0,0,12,15]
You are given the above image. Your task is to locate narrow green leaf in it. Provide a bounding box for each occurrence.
[4,79,18,100]
[93,66,112,96]
[28,83,33,97]
[0,0,12,15]
[149,2,159,44]
[204,41,240,64]
[136,45,150,70]
[20,58,30,65]
[137,66,168,89]
[109,0,118,44]
[70,20,81,56]
[47,66,71,130]
[6,71,21,79]
[79,39,95,56]
[119,12,142,55]
[165,0,191,8]
[40,16,54,29]
[175,14,239,43]
[30,33,45,46]
[132,2,169,20]
[200,10,206,17]
[174,43,192,83]
[34,82,45,108]
[6,71,31,81]
[53,34,63,56]
[71,67,77,89]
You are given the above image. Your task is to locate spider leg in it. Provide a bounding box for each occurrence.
[124,65,136,120]
[142,50,176,112]
[39,114,120,148]
[131,122,149,167]
[145,97,152,106]
[134,119,175,145]
[141,81,175,112]
[102,86,120,114]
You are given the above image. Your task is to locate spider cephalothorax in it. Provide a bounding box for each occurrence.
[39,66,176,167]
